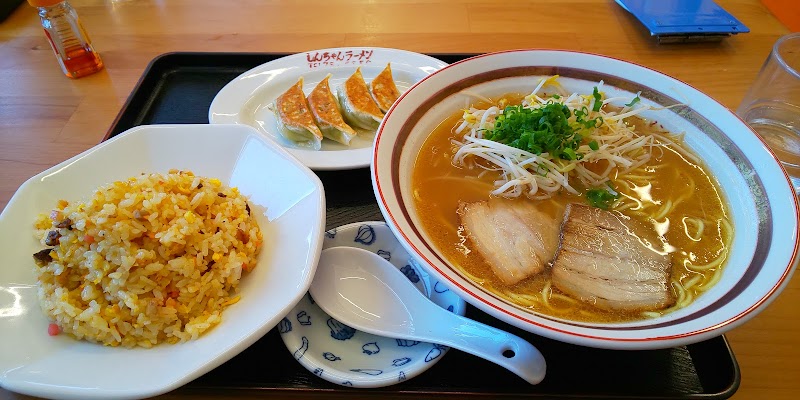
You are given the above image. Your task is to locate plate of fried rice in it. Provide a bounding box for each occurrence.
[0,124,326,400]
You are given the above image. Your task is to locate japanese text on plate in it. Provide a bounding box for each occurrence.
[306,50,374,68]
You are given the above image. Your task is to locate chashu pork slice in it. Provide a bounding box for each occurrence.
[458,199,560,285]
[551,203,675,312]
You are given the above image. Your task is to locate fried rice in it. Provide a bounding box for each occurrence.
[32,170,263,348]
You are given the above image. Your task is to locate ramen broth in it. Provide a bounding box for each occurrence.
[411,96,732,323]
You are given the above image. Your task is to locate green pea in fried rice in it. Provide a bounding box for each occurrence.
[32,170,263,348]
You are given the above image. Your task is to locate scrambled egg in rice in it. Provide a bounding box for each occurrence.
[32,170,263,348]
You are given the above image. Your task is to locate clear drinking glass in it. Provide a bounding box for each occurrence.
[737,32,800,190]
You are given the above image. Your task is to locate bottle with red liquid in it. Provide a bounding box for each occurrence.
[28,0,104,79]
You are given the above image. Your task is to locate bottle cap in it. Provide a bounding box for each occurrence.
[27,0,64,7]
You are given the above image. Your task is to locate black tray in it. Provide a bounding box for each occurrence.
[106,52,740,399]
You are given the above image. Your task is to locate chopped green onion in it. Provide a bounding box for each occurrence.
[625,95,641,107]
[586,183,620,209]
[588,140,599,151]
[586,186,619,210]
[592,87,602,112]
[485,103,583,159]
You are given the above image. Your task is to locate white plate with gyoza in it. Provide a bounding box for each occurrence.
[209,47,447,170]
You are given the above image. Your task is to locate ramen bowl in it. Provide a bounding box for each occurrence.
[371,50,800,350]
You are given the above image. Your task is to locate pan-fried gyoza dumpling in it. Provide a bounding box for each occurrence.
[273,77,323,150]
[337,67,384,131]
[307,74,357,146]
[370,63,401,113]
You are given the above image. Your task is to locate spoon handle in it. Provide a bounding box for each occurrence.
[428,311,546,385]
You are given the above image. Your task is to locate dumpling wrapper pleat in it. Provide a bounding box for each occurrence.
[273,77,323,150]
[370,63,401,113]
[307,74,357,146]
[337,67,384,131]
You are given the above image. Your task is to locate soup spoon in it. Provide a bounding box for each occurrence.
[309,246,547,385]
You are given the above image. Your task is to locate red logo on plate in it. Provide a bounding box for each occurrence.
[306,49,374,68]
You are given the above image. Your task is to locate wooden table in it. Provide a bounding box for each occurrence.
[0,1,797,399]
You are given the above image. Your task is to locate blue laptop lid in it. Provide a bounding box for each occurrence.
[616,0,750,41]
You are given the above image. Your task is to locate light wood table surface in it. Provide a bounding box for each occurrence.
[1,1,798,399]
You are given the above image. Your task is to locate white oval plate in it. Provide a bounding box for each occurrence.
[279,222,466,388]
[209,47,448,170]
[0,124,326,400]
